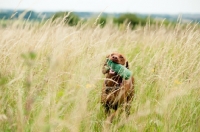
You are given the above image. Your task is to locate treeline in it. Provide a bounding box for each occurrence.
[2,10,199,28]
[51,12,173,29]
[0,10,48,20]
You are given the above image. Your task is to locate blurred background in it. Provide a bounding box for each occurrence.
[0,0,200,26]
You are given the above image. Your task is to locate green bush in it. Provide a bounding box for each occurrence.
[97,16,107,27]
[52,12,80,26]
[114,13,146,29]
[86,16,107,28]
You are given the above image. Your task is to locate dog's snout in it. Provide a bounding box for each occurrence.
[112,55,118,60]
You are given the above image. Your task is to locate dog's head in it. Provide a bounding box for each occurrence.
[107,52,129,69]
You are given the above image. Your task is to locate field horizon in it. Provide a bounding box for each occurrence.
[0,18,200,132]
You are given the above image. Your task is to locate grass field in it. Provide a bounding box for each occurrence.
[0,18,200,132]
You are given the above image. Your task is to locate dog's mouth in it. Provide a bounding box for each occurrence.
[109,69,116,74]
[110,58,119,64]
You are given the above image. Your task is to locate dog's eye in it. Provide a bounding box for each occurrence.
[119,55,123,58]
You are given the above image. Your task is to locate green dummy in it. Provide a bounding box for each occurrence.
[106,59,132,80]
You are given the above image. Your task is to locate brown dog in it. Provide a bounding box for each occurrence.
[101,52,134,122]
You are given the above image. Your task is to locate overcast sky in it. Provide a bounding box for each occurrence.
[0,0,200,14]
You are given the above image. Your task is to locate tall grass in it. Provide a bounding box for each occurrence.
[0,18,200,132]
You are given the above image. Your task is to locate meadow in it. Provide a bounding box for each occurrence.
[0,18,200,132]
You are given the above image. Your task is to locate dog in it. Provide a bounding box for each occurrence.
[101,52,134,122]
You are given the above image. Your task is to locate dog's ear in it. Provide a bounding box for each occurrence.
[103,54,110,66]
[102,54,110,74]
[125,61,129,69]
[106,54,110,59]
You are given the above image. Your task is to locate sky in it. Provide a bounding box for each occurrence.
[0,0,200,14]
